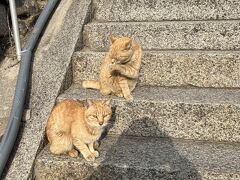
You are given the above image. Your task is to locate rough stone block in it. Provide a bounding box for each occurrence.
[35,136,240,180]
[58,86,240,142]
[72,51,240,88]
[83,21,240,51]
[93,0,240,21]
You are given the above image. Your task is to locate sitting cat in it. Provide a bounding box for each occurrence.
[82,35,142,102]
[46,99,112,161]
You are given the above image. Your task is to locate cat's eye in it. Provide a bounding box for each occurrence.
[125,43,132,50]
[104,115,111,120]
[124,47,131,51]
[89,115,97,120]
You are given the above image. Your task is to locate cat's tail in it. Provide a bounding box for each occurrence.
[82,80,101,90]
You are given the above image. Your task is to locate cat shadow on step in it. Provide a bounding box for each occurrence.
[88,116,202,180]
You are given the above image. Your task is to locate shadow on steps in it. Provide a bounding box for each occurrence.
[87,115,202,180]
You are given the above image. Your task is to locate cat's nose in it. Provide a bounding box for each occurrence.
[99,121,103,126]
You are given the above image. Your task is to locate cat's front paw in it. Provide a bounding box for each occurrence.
[115,92,124,97]
[68,149,78,158]
[109,63,120,72]
[94,141,100,149]
[100,89,111,96]
[109,63,116,71]
[92,150,99,157]
[84,153,96,162]
[125,95,133,102]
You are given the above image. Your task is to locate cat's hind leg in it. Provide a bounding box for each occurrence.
[49,131,73,155]
[100,82,112,96]
[82,80,101,89]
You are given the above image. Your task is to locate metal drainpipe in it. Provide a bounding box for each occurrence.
[9,0,21,61]
[0,0,59,176]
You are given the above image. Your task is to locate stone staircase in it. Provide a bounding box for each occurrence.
[34,0,240,179]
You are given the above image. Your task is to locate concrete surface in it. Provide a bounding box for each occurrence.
[0,118,7,137]
[0,56,19,138]
[83,21,240,51]
[58,86,240,143]
[35,135,240,180]
[72,50,240,88]
[93,0,240,22]
[0,58,19,120]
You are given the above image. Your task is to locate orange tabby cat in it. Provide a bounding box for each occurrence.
[46,99,112,161]
[82,35,142,102]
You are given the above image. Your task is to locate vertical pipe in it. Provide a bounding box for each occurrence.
[9,0,21,61]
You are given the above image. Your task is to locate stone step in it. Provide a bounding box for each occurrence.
[83,21,240,51]
[58,86,240,143]
[93,0,240,22]
[72,51,240,88]
[34,135,240,180]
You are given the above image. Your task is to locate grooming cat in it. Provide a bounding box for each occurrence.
[46,99,112,161]
[82,35,142,102]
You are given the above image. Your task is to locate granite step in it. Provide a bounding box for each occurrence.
[72,50,240,88]
[57,86,240,143]
[34,135,240,180]
[93,0,240,22]
[83,21,240,51]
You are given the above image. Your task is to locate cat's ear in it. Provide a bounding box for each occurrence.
[125,39,132,50]
[104,99,112,106]
[109,34,117,44]
[84,99,92,109]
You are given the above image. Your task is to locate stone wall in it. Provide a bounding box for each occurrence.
[0,0,47,39]
[0,4,8,37]
[16,0,48,38]
[0,0,47,60]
